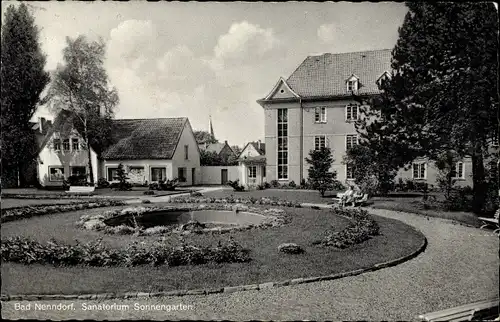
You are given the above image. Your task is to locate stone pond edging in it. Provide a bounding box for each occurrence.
[0,204,428,302]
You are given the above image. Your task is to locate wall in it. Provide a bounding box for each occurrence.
[200,166,239,185]
[171,120,201,186]
[38,130,99,187]
[396,158,474,187]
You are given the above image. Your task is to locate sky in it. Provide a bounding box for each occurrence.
[2,1,408,147]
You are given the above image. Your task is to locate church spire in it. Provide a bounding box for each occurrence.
[209,115,215,137]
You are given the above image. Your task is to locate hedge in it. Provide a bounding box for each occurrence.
[169,195,303,208]
[313,208,380,248]
[1,237,251,267]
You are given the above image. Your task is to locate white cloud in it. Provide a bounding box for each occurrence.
[317,23,337,44]
[213,21,279,68]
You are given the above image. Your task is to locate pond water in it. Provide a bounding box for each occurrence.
[103,209,267,229]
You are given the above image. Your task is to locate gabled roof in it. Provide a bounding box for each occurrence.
[198,142,226,154]
[37,110,86,153]
[239,141,265,158]
[102,118,188,160]
[264,77,300,100]
[259,49,391,102]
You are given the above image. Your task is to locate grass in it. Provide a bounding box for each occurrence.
[1,201,425,295]
[1,187,190,198]
[203,189,483,228]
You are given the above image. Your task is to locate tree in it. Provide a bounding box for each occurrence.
[1,3,50,187]
[45,35,119,185]
[194,130,218,145]
[343,145,398,196]
[200,150,224,166]
[434,150,459,201]
[356,3,498,213]
[305,147,336,197]
[114,163,131,191]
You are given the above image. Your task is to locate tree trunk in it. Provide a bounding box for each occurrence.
[86,137,95,186]
[471,141,487,214]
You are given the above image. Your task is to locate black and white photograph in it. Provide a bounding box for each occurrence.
[1,1,499,320]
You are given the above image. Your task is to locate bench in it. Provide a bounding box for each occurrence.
[418,298,499,321]
[66,186,96,194]
[479,217,500,234]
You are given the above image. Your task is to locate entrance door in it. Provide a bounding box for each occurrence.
[191,168,196,186]
[221,169,228,185]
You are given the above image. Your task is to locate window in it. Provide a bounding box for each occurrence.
[184,145,189,160]
[49,167,65,182]
[346,135,358,150]
[72,138,79,151]
[451,162,465,179]
[63,139,70,151]
[150,168,166,182]
[53,139,61,151]
[277,108,288,180]
[248,166,257,178]
[412,163,427,180]
[345,104,359,122]
[107,168,118,181]
[71,166,86,176]
[347,80,357,92]
[178,167,187,182]
[346,164,355,180]
[314,135,326,150]
[492,128,499,146]
[314,107,326,123]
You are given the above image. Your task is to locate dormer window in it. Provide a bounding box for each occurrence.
[346,74,359,92]
[376,71,391,88]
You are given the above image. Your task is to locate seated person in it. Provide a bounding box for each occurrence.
[340,185,356,206]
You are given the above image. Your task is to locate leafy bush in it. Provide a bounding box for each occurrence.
[141,199,152,204]
[190,191,203,197]
[256,184,265,190]
[97,178,110,188]
[67,174,88,186]
[278,243,304,254]
[0,236,251,267]
[143,190,155,195]
[227,179,245,191]
[288,180,297,188]
[149,179,179,191]
[313,208,379,248]
[270,180,280,188]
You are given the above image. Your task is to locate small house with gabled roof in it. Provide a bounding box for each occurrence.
[37,112,200,187]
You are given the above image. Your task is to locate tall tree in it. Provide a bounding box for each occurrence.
[356,2,498,213]
[1,3,50,187]
[194,130,218,145]
[305,147,336,197]
[45,35,118,185]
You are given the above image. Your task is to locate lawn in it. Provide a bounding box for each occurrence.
[1,201,425,295]
[203,189,483,227]
[1,187,191,198]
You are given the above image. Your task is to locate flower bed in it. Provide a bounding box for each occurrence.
[169,195,303,208]
[313,208,380,248]
[1,193,96,199]
[77,204,291,236]
[1,236,250,267]
[1,200,126,223]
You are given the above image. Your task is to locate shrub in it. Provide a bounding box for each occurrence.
[288,180,297,188]
[278,243,304,254]
[67,174,88,186]
[97,178,110,188]
[143,190,155,195]
[306,147,337,197]
[256,184,265,190]
[190,191,203,197]
[227,179,245,192]
[0,236,251,267]
[264,181,271,189]
[141,199,152,204]
[313,208,379,248]
[270,180,280,188]
[149,179,179,191]
[113,163,132,191]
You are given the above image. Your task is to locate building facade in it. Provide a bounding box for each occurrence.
[258,49,475,187]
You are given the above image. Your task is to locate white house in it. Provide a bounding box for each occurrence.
[238,140,266,187]
[37,111,201,187]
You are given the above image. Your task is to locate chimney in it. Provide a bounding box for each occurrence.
[257,140,261,150]
[225,140,228,145]
[38,117,45,134]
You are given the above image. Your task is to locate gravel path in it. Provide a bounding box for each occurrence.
[2,208,498,320]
